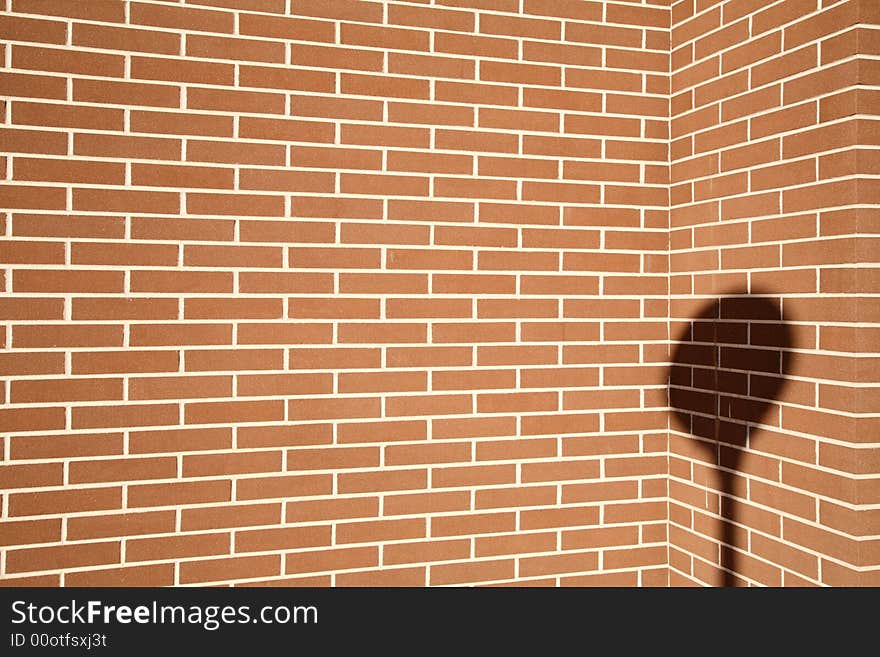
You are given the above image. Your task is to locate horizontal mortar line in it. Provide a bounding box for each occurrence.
[0,397,647,412]
[7,291,550,298]
[4,447,661,467]
[4,238,632,245]
[6,269,636,276]
[0,37,655,66]
[1,296,670,302]
[2,10,674,51]
[2,179,671,194]
[5,178,664,190]
[50,511,663,538]
[7,152,675,168]
[1,368,666,376]
[2,98,676,128]
[227,568,658,588]
[2,389,658,399]
[2,201,658,212]
[4,3,674,44]
[2,426,662,441]
[7,381,668,392]
[1,223,632,232]
[3,473,663,500]
[1,485,661,521]
[0,273,665,280]
[0,343,678,352]
[2,344,658,352]
[5,92,672,121]
[4,72,674,105]
[3,251,671,259]
[2,135,667,160]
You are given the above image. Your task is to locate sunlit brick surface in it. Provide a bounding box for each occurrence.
[0,0,876,587]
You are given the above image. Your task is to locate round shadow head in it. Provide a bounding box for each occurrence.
[669,293,794,446]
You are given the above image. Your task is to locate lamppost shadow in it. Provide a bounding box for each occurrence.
[668,291,794,586]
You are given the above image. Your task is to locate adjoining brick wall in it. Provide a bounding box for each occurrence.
[2,0,876,588]
[1,0,670,587]
[669,0,880,586]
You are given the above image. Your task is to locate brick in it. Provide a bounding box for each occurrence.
[66,565,172,587]
[436,128,518,154]
[430,559,514,585]
[72,297,177,321]
[235,525,330,553]
[475,484,557,509]
[0,184,66,210]
[131,2,233,33]
[0,72,66,100]
[7,542,120,574]
[180,555,280,585]
[0,14,67,45]
[14,44,124,78]
[236,474,331,501]
[0,463,63,490]
[10,487,121,517]
[10,432,123,460]
[0,519,62,547]
[520,505,600,530]
[341,22,428,51]
[72,22,180,55]
[521,551,599,578]
[287,497,378,524]
[11,377,122,404]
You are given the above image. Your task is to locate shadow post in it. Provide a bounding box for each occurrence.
[669,292,793,586]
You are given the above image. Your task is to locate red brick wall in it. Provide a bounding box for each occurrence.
[1,0,876,587]
[669,0,879,586]
[1,0,670,587]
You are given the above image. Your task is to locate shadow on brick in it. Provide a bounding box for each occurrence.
[669,291,795,586]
